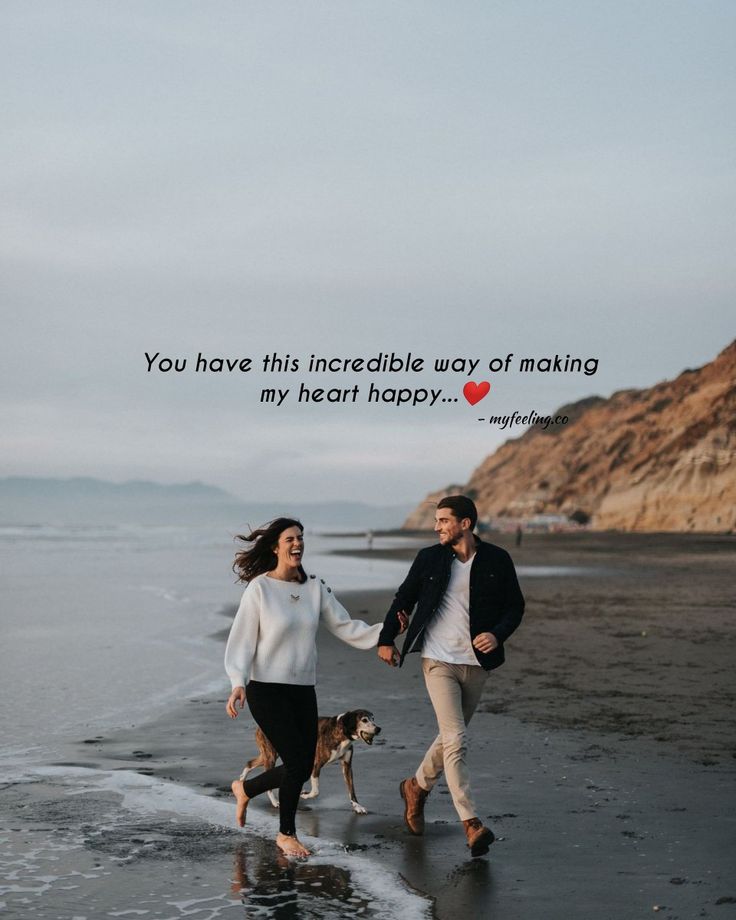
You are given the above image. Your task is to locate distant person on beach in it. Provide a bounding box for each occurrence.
[224,517,392,858]
[377,495,525,857]
[515,524,523,547]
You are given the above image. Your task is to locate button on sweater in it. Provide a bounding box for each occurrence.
[224,573,382,689]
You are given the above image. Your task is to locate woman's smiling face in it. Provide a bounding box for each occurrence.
[273,525,304,572]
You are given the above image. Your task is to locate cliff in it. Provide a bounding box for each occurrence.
[405,340,736,533]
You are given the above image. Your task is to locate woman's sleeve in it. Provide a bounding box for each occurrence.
[319,581,382,649]
[224,582,261,689]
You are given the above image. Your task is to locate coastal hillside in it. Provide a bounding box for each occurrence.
[405,340,736,533]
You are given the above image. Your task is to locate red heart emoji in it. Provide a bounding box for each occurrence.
[463,381,491,405]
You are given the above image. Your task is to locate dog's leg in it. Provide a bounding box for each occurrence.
[239,753,262,783]
[245,731,281,808]
[240,727,273,782]
[341,750,367,814]
[300,775,320,800]
[300,764,322,800]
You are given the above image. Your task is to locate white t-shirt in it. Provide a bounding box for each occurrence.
[421,556,478,665]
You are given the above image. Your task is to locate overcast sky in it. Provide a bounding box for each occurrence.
[2,1,734,504]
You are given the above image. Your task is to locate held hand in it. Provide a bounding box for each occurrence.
[396,610,409,634]
[226,686,246,718]
[377,644,400,667]
[472,632,498,654]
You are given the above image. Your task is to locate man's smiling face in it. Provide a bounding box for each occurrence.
[434,508,470,546]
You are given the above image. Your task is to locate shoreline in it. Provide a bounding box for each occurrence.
[10,532,734,919]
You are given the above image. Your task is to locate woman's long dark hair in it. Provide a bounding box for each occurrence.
[233,518,306,584]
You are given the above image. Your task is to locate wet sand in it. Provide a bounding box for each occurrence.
[24,533,736,918]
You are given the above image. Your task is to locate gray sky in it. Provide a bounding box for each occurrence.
[2,1,734,504]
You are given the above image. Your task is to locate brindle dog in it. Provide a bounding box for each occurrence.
[239,709,381,814]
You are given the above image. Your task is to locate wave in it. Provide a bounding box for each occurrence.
[2,764,432,920]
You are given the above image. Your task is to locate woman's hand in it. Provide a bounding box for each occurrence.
[378,644,400,667]
[226,686,246,718]
[397,610,409,633]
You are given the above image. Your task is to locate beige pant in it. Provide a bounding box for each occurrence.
[416,657,489,821]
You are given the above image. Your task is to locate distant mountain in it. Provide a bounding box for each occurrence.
[0,477,412,529]
[404,340,736,533]
[0,477,230,501]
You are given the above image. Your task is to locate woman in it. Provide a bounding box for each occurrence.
[225,517,386,858]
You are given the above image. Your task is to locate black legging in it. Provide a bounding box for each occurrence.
[243,680,318,836]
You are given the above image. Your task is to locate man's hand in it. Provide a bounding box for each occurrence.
[472,632,499,654]
[377,610,407,666]
[226,686,246,718]
[377,644,401,667]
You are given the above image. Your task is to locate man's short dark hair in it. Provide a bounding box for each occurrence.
[437,495,478,530]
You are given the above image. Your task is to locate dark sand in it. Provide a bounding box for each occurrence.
[335,531,736,764]
[40,533,736,918]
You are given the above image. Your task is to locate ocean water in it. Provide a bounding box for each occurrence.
[0,765,431,920]
[0,524,432,919]
[0,524,412,761]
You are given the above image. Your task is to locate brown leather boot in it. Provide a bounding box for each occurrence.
[399,777,429,835]
[463,818,495,856]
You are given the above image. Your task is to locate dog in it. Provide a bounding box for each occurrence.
[239,709,381,815]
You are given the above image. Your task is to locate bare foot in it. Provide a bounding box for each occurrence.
[231,779,249,827]
[276,833,311,857]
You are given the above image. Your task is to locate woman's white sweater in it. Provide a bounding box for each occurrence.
[224,572,382,689]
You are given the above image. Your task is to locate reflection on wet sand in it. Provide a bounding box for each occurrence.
[396,830,495,918]
[230,840,379,919]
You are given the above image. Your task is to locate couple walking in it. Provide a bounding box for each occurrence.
[224,495,525,858]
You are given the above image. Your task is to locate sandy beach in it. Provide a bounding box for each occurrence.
[3,531,735,919]
[335,531,736,764]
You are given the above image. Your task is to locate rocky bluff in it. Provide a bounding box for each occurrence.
[405,340,736,533]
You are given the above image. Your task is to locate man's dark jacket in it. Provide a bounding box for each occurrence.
[377,537,525,671]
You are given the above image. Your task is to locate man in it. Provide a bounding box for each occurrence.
[377,495,524,857]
